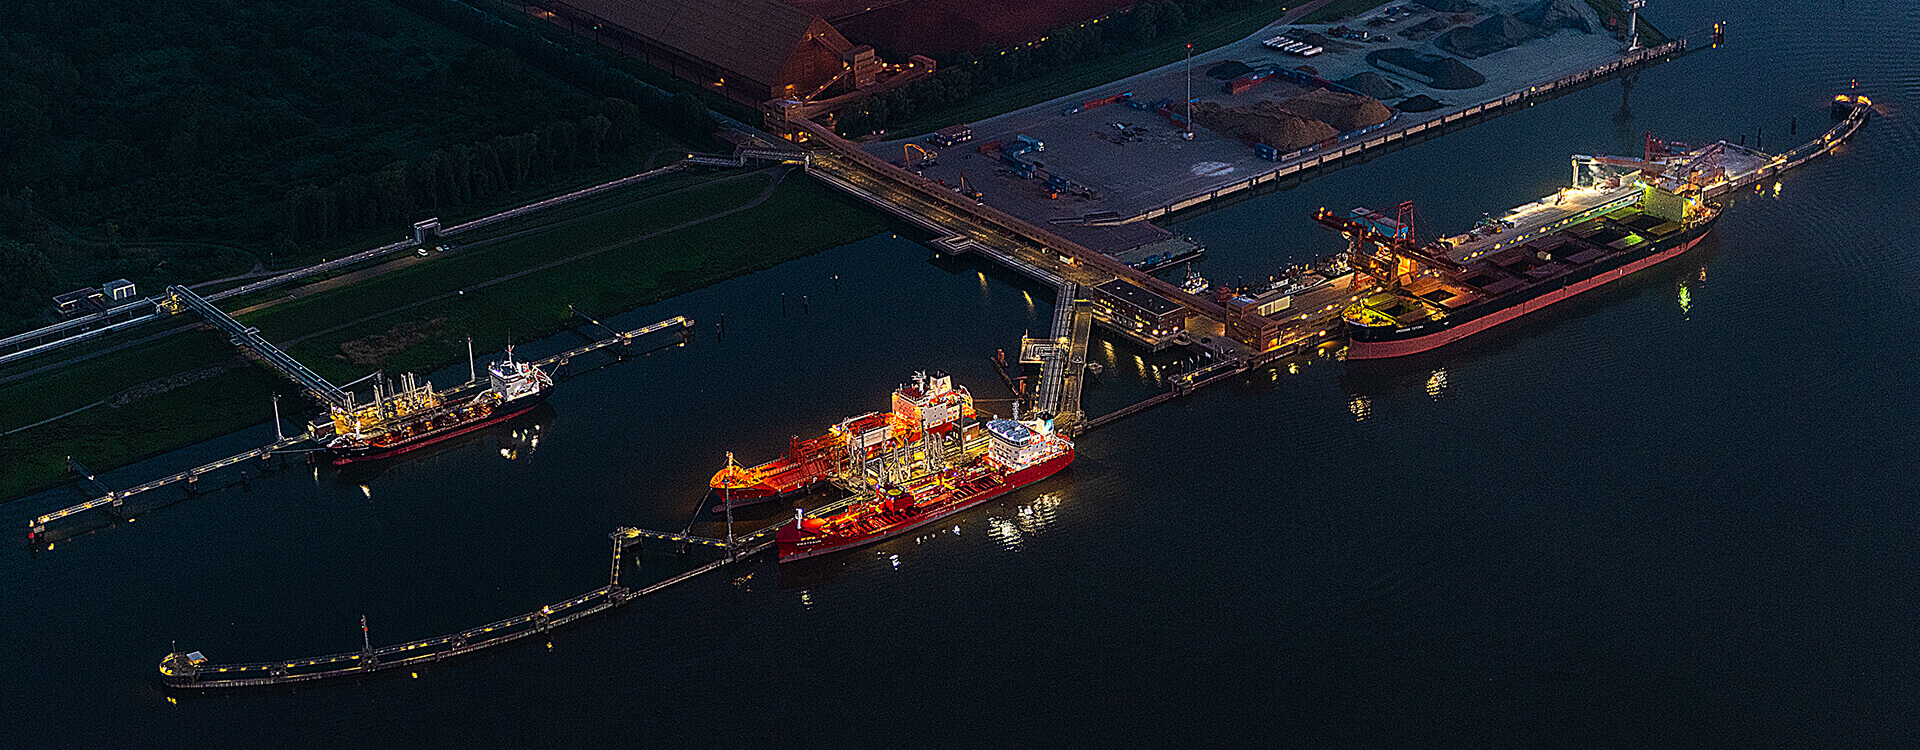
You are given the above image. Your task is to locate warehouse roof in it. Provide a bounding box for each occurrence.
[558,0,850,88]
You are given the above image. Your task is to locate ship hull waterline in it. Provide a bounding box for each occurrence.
[1346,223,1715,360]
[777,449,1074,563]
[326,393,549,465]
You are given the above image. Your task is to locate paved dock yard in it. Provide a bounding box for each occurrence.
[876,0,1680,254]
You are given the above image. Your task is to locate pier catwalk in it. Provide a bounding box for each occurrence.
[167,285,350,407]
[792,118,1271,341]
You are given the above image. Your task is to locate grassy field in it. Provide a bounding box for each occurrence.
[890,1,1298,136]
[0,174,890,502]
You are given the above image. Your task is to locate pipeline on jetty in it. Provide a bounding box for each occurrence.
[161,525,778,689]
[158,470,886,689]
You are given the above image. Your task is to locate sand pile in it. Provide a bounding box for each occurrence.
[1395,94,1444,112]
[1368,48,1487,89]
[1337,71,1405,100]
[1438,14,1537,57]
[1191,101,1337,152]
[1275,88,1394,132]
[1517,0,1592,33]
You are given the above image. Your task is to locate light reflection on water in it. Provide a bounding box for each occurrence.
[1425,368,1449,399]
[1348,395,1373,421]
[987,493,1063,551]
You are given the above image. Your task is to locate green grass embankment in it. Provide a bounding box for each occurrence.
[0,175,890,502]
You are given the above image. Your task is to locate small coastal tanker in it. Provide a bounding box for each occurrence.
[324,348,552,464]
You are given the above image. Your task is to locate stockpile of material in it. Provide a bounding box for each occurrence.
[1207,60,1254,80]
[1337,71,1405,100]
[1190,101,1338,152]
[1275,88,1394,132]
[1367,48,1487,89]
[1401,17,1451,41]
[1437,14,1538,57]
[1517,0,1593,33]
[1394,94,1445,112]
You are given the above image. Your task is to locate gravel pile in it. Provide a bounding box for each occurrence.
[1207,60,1254,80]
[1517,0,1592,33]
[1276,88,1394,132]
[1368,48,1487,89]
[1395,94,1445,112]
[1438,14,1537,57]
[1337,71,1406,100]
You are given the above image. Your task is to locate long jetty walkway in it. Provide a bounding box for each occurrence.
[25,314,694,544]
[161,527,779,689]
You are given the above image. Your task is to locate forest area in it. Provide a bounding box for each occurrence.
[0,0,716,336]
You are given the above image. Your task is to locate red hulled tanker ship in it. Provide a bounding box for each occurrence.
[1320,175,1719,361]
[1320,101,1873,360]
[776,410,1073,562]
[707,371,977,512]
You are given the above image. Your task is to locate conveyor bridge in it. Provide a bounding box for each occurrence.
[166,286,350,407]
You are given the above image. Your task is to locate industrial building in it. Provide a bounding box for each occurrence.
[539,0,894,108]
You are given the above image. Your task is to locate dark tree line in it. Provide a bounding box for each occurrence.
[840,0,1269,135]
[0,0,719,333]
[285,107,638,242]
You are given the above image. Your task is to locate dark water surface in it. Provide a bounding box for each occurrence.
[8,1,1919,745]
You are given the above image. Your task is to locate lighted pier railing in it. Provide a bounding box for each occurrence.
[1692,99,1870,199]
[529,314,694,370]
[165,525,782,689]
[29,433,314,534]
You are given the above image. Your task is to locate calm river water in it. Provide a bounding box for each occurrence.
[7,1,1918,745]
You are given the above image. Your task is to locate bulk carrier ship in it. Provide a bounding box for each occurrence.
[1319,98,1871,360]
[323,348,552,465]
[1319,188,1720,360]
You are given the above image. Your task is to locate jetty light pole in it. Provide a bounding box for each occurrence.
[1624,0,1645,51]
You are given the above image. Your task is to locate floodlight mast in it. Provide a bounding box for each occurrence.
[1624,0,1646,50]
[1183,43,1195,140]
